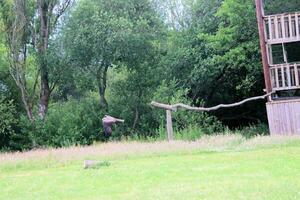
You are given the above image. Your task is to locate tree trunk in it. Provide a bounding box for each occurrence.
[37,0,50,119]
[97,65,109,111]
[19,86,34,122]
[38,64,50,119]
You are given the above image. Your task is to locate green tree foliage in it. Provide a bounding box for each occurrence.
[264,0,300,15]
[161,0,267,126]
[0,96,18,150]
[19,96,104,149]
[63,0,163,110]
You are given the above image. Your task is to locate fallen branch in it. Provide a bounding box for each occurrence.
[151,92,274,112]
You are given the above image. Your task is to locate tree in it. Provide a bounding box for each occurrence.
[0,0,73,120]
[64,0,163,111]
[36,0,73,119]
[0,0,37,121]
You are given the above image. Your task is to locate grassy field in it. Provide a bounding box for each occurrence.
[1,135,300,200]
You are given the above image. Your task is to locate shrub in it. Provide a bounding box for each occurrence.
[175,125,205,141]
[237,123,269,138]
[0,96,18,150]
[19,96,105,149]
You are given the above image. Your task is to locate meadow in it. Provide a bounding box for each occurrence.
[1,135,300,200]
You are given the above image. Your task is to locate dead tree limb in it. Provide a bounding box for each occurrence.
[151,92,274,112]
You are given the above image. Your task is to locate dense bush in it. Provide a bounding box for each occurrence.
[235,123,269,138]
[18,96,105,149]
[0,96,19,150]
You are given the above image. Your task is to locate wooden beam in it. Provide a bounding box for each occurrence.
[255,0,272,94]
[268,16,272,40]
[282,43,287,63]
[281,15,286,38]
[151,92,274,112]
[281,65,285,87]
[274,17,279,39]
[166,110,174,141]
[295,63,299,86]
[296,14,299,38]
[270,68,275,88]
[289,14,292,37]
[287,65,291,87]
[275,67,279,88]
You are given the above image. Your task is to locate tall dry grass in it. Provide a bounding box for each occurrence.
[0,135,299,166]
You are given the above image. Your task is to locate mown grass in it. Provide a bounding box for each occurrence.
[1,135,300,200]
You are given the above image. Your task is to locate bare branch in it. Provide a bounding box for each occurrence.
[51,0,73,31]
[151,92,274,112]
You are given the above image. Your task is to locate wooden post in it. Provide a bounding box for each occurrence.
[255,0,272,95]
[166,110,174,141]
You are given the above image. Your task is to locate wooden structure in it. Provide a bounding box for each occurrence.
[267,100,300,135]
[256,0,300,135]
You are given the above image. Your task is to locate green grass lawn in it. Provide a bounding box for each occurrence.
[1,137,300,200]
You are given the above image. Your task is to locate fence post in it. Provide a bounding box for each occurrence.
[166,110,174,141]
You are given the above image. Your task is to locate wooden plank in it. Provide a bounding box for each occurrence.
[281,15,286,38]
[281,65,285,87]
[268,16,273,40]
[289,14,292,37]
[166,110,174,141]
[269,45,273,64]
[282,43,287,63]
[264,19,268,39]
[275,67,279,88]
[270,68,275,88]
[267,100,300,135]
[274,17,279,39]
[287,65,291,87]
[295,14,299,37]
[290,66,295,86]
[295,63,299,86]
[267,44,272,64]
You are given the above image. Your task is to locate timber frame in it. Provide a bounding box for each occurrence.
[263,10,300,94]
[256,0,300,136]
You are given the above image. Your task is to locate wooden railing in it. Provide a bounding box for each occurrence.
[270,63,300,91]
[264,12,300,44]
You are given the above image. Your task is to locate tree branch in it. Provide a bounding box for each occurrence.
[151,92,274,112]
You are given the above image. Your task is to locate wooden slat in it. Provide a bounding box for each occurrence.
[275,67,279,88]
[268,16,273,40]
[287,65,291,87]
[267,100,300,135]
[270,68,275,88]
[295,63,299,86]
[282,43,287,63]
[281,15,286,38]
[296,14,299,38]
[289,14,292,37]
[281,65,285,87]
[274,17,279,39]
[264,20,268,39]
[290,67,295,86]
[267,44,272,64]
[269,45,273,64]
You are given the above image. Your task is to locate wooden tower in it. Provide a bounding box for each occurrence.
[256,0,300,135]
